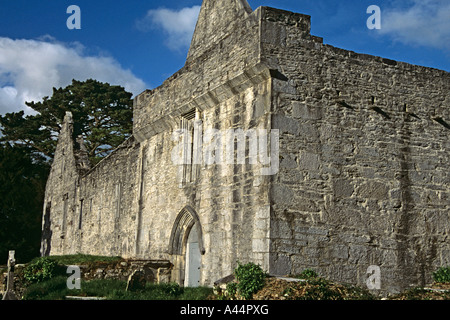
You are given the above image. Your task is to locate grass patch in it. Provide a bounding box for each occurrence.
[179,286,215,300]
[23,276,71,300]
[23,277,213,300]
[20,254,212,300]
[23,276,125,300]
[107,282,213,300]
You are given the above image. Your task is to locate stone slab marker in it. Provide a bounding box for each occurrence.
[2,251,17,300]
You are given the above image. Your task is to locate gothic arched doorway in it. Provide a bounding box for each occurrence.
[168,206,205,286]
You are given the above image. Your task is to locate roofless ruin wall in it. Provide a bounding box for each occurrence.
[42,2,449,293]
[263,7,450,292]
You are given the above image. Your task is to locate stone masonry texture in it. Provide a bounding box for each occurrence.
[41,0,449,294]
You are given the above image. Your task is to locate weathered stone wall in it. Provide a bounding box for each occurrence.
[261,7,450,293]
[134,78,273,286]
[41,113,142,259]
[76,259,172,284]
[74,137,141,258]
[122,2,277,286]
[42,1,449,293]
[44,81,274,287]
[43,2,275,288]
[41,112,82,256]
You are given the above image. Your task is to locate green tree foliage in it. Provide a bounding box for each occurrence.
[0,143,49,263]
[0,79,133,263]
[0,79,134,165]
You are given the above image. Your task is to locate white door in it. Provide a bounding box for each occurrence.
[185,225,201,287]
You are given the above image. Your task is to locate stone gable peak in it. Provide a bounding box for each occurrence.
[187,0,253,62]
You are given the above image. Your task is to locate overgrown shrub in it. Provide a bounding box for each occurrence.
[226,281,238,298]
[433,267,450,283]
[23,257,64,284]
[234,262,267,300]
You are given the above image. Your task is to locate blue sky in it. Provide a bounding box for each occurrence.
[0,0,449,115]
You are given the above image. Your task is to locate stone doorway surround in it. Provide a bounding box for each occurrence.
[168,206,205,286]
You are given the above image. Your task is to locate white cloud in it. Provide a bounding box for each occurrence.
[0,37,147,115]
[136,6,201,51]
[379,0,450,49]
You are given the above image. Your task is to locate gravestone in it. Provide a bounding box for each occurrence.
[126,269,146,291]
[2,251,17,300]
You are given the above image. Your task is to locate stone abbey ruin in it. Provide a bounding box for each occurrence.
[41,0,449,293]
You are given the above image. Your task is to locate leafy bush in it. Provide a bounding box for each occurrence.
[226,281,238,298]
[234,262,267,300]
[220,281,238,300]
[433,267,450,283]
[23,257,64,284]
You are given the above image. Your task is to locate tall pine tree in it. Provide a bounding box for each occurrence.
[0,79,134,262]
[0,79,134,165]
